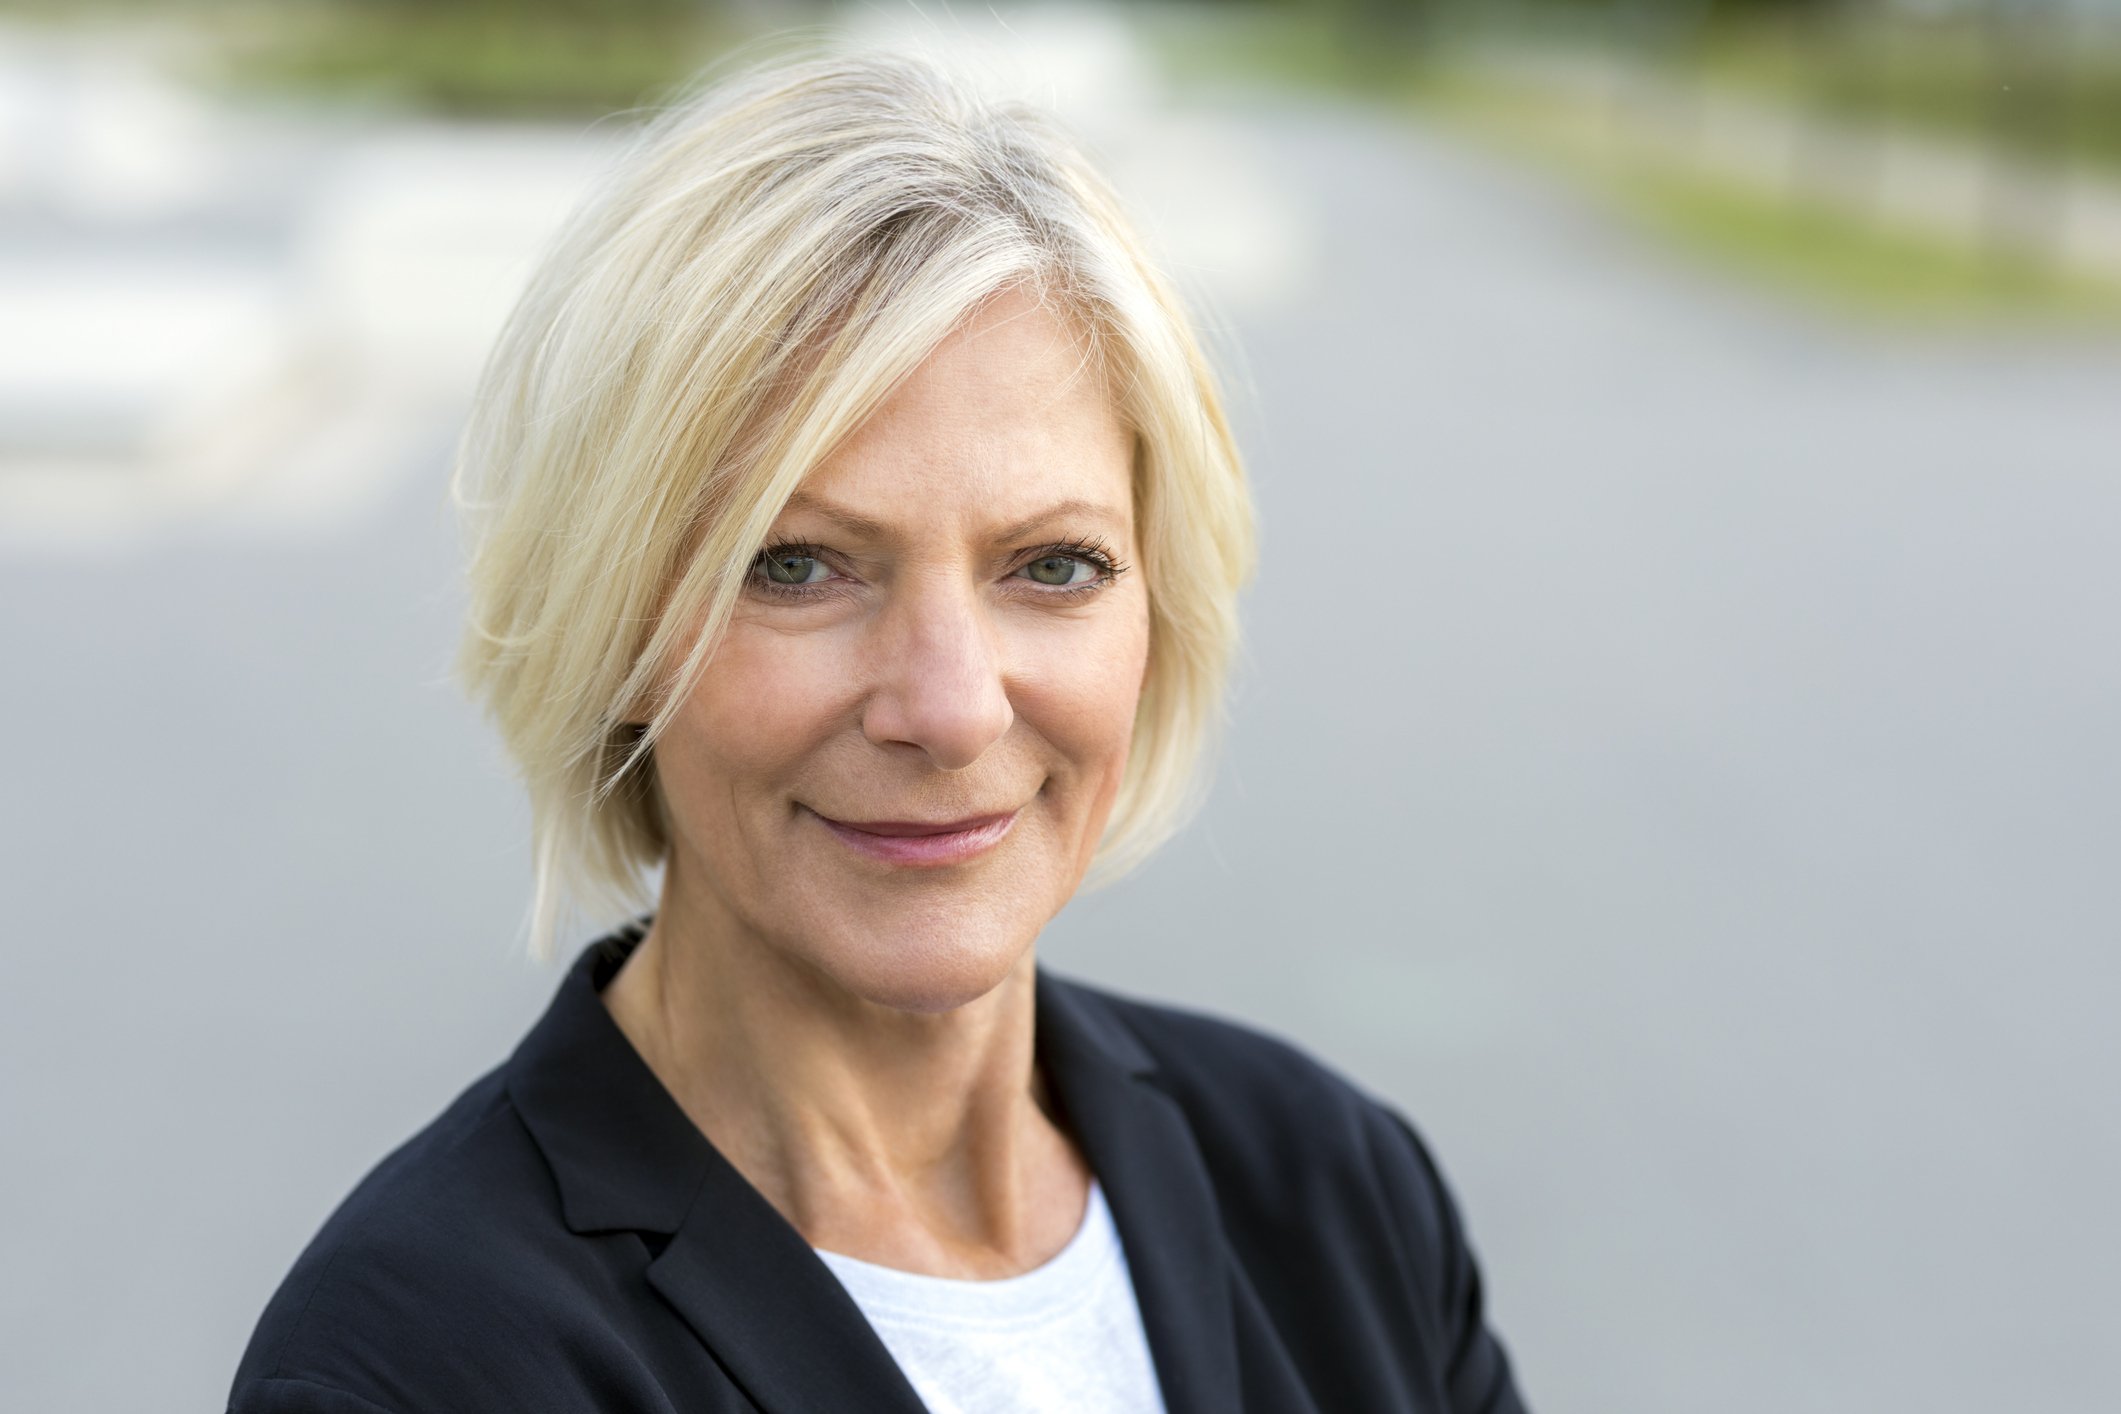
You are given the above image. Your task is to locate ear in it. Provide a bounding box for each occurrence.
[614,623,692,731]
[613,666,668,733]
[615,687,664,733]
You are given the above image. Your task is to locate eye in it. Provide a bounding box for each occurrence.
[1019,553,1097,587]
[758,550,831,586]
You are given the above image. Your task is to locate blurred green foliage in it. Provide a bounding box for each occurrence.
[1159,2,2121,174]
[1694,15,2121,174]
[1411,54,2121,327]
[1146,1,2121,324]
[204,0,753,118]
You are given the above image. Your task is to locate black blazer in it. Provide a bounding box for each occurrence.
[229,925,1528,1413]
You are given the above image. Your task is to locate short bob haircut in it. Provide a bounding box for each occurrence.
[454,42,1256,961]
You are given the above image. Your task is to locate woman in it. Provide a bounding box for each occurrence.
[229,43,1528,1414]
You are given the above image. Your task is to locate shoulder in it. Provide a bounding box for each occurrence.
[228,1067,601,1414]
[1042,973,1499,1366]
[1045,973,1528,1411]
[1044,970,1429,1181]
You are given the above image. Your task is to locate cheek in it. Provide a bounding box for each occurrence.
[1017,600,1151,836]
[656,622,855,832]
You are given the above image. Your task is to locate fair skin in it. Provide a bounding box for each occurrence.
[602,285,1151,1281]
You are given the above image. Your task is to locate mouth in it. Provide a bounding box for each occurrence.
[805,807,1020,868]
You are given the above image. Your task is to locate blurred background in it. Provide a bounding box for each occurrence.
[3,0,2118,1409]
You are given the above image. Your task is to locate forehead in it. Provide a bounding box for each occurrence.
[795,289,1134,533]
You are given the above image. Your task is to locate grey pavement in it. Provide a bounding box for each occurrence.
[6,74,2121,1414]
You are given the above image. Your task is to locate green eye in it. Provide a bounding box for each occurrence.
[760,552,827,585]
[1022,554,1090,587]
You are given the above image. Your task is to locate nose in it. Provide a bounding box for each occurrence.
[860,574,1015,771]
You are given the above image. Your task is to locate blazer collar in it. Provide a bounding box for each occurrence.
[507,923,1241,1414]
[505,924,709,1235]
[1035,971,1245,1414]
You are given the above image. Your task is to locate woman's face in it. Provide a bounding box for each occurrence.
[652,287,1150,1014]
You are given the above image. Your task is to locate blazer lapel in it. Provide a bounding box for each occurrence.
[1036,970,1244,1414]
[509,928,926,1414]
[512,931,1250,1414]
[645,1156,929,1414]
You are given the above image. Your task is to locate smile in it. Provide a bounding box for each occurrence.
[807,807,1020,868]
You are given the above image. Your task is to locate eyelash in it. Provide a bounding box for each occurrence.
[748,535,1130,603]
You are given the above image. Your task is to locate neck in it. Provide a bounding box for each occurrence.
[600,872,1089,1278]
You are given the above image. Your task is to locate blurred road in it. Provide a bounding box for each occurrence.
[5,38,2121,1414]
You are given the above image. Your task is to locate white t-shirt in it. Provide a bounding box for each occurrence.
[813,1179,1169,1414]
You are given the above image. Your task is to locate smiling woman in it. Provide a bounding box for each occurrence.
[227,40,1528,1414]
[629,288,1153,1020]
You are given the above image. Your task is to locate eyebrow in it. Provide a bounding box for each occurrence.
[778,492,1129,544]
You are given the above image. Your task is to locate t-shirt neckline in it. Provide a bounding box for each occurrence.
[811,1178,1121,1329]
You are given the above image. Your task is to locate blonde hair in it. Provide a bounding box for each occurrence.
[453,40,1256,961]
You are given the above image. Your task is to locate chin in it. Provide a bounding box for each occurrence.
[799,898,1043,1016]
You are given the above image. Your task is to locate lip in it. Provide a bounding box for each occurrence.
[808,807,1020,867]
